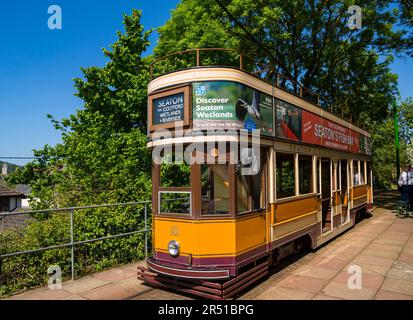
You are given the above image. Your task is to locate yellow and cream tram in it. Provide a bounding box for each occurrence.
[138,49,373,299]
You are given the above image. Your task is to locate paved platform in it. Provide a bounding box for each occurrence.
[240,207,413,300]
[5,261,149,300]
[4,196,413,300]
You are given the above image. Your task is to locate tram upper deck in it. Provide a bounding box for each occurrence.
[147,48,370,153]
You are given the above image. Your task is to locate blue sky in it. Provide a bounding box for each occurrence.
[0,1,412,166]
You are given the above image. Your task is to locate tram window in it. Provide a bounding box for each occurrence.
[237,173,249,213]
[160,153,190,188]
[236,160,265,213]
[299,155,313,194]
[353,160,360,186]
[336,162,340,191]
[360,161,365,185]
[159,192,191,215]
[276,153,295,199]
[201,164,229,215]
[252,168,265,210]
[340,160,348,192]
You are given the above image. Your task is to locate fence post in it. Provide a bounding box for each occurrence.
[144,203,148,260]
[239,53,244,70]
[0,256,3,286]
[70,209,75,281]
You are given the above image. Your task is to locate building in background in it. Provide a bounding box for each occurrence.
[0,181,26,212]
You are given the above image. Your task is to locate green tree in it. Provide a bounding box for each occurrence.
[1,10,153,296]
[7,10,152,208]
[156,0,411,124]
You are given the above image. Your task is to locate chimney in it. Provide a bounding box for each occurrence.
[2,163,8,175]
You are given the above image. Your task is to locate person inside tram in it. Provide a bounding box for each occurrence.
[354,172,364,185]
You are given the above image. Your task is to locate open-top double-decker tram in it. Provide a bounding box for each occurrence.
[138,49,373,299]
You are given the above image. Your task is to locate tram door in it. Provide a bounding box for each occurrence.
[320,158,332,233]
[339,160,350,224]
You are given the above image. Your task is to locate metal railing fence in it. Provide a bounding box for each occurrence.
[0,201,152,295]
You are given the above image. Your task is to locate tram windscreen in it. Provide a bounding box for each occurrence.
[160,153,191,188]
[159,192,191,215]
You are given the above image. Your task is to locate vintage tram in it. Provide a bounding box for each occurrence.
[138,49,373,299]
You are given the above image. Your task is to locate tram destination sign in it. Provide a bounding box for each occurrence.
[148,86,190,131]
[153,93,184,124]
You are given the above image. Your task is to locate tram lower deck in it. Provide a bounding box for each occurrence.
[138,138,373,299]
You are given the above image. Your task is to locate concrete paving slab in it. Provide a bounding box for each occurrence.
[91,267,136,282]
[398,252,413,264]
[361,248,400,260]
[366,243,403,253]
[312,294,344,300]
[374,290,413,300]
[62,276,110,294]
[344,261,393,277]
[64,295,88,300]
[387,262,413,282]
[118,261,146,272]
[353,254,395,269]
[291,265,339,280]
[307,256,350,270]
[320,281,377,300]
[332,271,384,290]
[276,274,329,294]
[79,283,137,300]
[254,286,315,300]
[380,277,413,296]
[11,287,73,300]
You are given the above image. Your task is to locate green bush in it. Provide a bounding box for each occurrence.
[0,203,151,297]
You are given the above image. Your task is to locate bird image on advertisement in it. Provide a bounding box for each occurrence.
[235,90,263,122]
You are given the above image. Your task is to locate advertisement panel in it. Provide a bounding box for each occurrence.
[301,110,322,146]
[192,81,274,135]
[301,110,355,152]
[275,99,302,141]
[187,80,370,154]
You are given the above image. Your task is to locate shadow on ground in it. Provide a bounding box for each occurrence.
[373,189,401,211]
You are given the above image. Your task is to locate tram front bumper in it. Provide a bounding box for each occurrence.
[146,258,231,280]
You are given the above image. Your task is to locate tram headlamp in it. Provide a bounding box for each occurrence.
[168,240,180,257]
